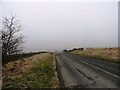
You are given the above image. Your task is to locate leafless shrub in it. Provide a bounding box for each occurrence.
[1,15,23,56]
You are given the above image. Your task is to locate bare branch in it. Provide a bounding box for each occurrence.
[1,15,23,56]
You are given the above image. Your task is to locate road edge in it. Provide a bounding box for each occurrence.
[55,53,66,88]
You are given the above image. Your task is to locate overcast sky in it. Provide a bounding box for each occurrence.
[1,1,118,52]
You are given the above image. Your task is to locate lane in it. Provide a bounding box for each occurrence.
[56,52,119,88]
[66,53,120,77]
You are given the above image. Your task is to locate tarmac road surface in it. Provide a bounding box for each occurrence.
[56,52,120,88]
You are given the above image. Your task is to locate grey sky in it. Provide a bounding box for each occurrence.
[1,2,118,52]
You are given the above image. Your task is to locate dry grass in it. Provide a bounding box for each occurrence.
[2,53,59,89]
[70,48,119,63]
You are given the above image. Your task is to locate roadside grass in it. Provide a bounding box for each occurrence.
[3,53,59,89]
[70,48,119,63]
[2,51,47,65]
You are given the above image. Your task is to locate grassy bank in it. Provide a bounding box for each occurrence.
[3,53,59,89]
[2,51,47,65]
[70,48,119,63]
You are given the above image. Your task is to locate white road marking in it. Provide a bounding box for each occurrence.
[81,61,120,79]
[64,53,120,79]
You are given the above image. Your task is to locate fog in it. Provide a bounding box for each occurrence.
[1,1,118,52]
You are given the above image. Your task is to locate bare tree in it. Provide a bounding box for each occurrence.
[1,15,23,56]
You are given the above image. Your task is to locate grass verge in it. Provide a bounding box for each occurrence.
[70,48,119,63]
[3,53,59,89]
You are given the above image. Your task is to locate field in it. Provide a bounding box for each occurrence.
[70,48,119,63]
[2,52,59,89]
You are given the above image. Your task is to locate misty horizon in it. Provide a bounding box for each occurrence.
[1,2,118,52]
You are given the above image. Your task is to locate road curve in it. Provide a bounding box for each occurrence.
[56,52,120,88]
